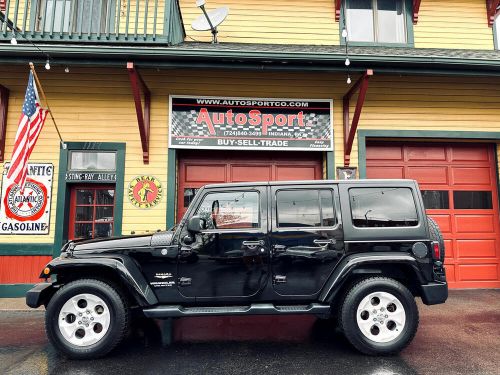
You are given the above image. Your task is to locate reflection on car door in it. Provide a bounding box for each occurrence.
[270,185,344,297]
[177,187,269,301]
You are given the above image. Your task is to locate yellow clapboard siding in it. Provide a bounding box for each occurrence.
[414,0,494,49]
[0,66,500,242]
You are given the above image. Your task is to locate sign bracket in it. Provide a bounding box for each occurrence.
[127,62,150,164]
[343,69,373,167]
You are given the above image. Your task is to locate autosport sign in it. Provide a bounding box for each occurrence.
[169,96,333,151]
[0,163,53,234]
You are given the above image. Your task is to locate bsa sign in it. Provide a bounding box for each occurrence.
[0,163,53,234]
[169,95,333,151]
[128,175,163,209]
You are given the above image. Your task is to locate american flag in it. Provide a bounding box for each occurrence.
[7,72,48,189]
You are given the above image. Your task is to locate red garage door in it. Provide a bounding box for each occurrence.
[366,142,500,288]
[177,150,322,222]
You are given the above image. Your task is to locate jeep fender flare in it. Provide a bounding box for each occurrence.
[44,256,158,306]
[318,252,426,304]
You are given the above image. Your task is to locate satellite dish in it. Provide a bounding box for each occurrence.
[191,3,229,44]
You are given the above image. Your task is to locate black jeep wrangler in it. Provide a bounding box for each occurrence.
[27,179,447,359]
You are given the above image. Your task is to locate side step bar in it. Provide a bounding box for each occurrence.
[143,303,331,319]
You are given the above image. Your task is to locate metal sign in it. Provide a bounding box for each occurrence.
[169,95,333,151]
[0,163,53,234]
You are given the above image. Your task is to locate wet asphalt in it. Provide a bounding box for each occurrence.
[0,289,499,375]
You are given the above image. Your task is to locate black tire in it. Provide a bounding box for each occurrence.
[340,277,419,355]
[45,279,129,359]
[427,217,445,261]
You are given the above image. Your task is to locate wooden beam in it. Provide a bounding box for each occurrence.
[343,70,373,167]
[413,0,422,24]
[335,0,341,22]
[0,84,9,163]
[127,62,150,164]
[487,0,500,26]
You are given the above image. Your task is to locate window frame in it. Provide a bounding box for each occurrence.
[275,188,338,230]
[340,0,415,47]
[193,189,262,232]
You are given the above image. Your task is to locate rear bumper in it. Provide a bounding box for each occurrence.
[420,281,448,305]
[26,283,55,308]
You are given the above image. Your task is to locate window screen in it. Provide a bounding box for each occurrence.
[349,187,418,227]
[277,189,336,228]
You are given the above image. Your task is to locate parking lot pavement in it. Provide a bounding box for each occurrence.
[0,289,498,375]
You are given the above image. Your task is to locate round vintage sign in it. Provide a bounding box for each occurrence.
[3,178,48,221]
[128,175,163,209]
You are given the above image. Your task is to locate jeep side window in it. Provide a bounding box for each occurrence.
[195,191,260,230]
[277,189,336,228]
[349,187,418,228]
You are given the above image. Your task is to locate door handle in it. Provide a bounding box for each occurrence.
[273,244,287,253]
[313,239,336,246]
[242,240,265,247]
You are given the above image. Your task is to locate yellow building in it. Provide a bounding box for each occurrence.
[0,0,499,296]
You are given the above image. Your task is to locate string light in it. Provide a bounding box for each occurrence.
[345,58,350,66]
[10,31,17,45]
[64,66,70,73]
[342,29,348,38]
[45,58,51,70]
[347,76,352,85]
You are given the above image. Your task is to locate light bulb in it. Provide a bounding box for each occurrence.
[342,29,348,38]
[347,76,352,84]
[345,58,350,66]
[64,66,70,73]
[45,59,51,70]
[10,36,17,45]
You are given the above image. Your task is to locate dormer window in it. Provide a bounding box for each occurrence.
[344,0,410,44]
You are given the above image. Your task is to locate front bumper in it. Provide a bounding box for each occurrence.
[420,281,448,305]
[26,283,55,308]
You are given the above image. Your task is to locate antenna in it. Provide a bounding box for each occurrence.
[191,0,229,43]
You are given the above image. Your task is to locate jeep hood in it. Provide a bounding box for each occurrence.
[70,231,173,253]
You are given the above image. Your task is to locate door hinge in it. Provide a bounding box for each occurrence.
[178,277,192,286]
[273,275,287,284]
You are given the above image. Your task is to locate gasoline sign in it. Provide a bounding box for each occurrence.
[169,96,333,151]
[0,163,53,234]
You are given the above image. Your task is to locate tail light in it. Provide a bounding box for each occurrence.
[432,241,441,260]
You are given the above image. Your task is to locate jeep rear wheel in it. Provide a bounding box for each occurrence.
[45,279,129,359]
[340,277,419,355]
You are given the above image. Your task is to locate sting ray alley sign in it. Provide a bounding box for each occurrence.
[0,163,53,234]
[169,95,333,151]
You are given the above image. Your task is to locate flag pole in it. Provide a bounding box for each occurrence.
[28,62,66,149]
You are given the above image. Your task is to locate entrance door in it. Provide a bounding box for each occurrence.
[69,185,115,240]
[366,142,500,288]
[270,185,343,296]
[177,150,322,222]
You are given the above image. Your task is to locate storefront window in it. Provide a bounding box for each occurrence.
[69,151,116,171]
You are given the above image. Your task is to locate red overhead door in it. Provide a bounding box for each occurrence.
[177,151,322,222]
[367,142,500,288]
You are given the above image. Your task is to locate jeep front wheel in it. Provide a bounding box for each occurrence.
[340,277,419,355]
[45,279,129,359]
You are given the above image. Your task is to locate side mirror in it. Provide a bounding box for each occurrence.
[187,215,205,233]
